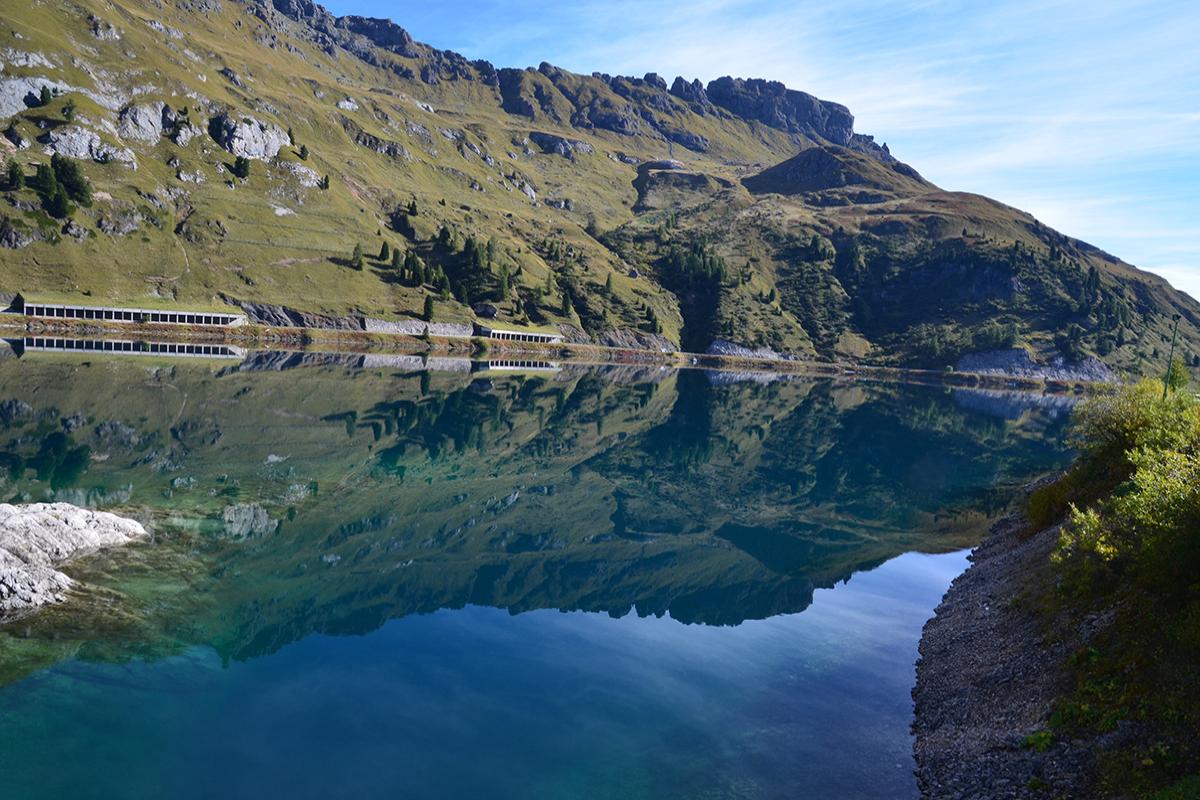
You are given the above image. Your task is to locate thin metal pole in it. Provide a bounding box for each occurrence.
[1164,313,1181,400]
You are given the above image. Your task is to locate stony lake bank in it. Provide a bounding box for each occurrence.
[913,504,1095,799]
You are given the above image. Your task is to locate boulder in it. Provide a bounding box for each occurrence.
[277,160,321,187]
[338,115,411,160]
[663,128,710,152]
[528,131,594,158]
[0,216,39,249]
[98,207,143,236]
[0,503,148,619]
[218,66,244,87]
[116,102,167,143]
[89,15,121,41]
[171,123,198,146]
[0,49,54,69]
[208,111,289,160]
[0,75,68,119]
[61,220,88,240]
[3,124,29,149]
[38,126,137,166]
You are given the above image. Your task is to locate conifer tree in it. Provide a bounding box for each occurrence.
[498,266,511,300]
[43,183,74,218]
[379,241,390,261]
[51,154,91,205]
[351,243,363,270]
[423,295,434,321]
[4,159,22,191]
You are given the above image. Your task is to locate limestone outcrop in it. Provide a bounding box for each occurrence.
[0,503,148,620]
[208,111,289,160]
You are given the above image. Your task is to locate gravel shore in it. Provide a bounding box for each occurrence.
[912,511,1095,799]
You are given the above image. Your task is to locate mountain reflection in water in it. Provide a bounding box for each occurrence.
[0,350,1071,798]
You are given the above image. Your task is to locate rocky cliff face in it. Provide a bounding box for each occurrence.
[705,77,855,144]
[252,0,868,153]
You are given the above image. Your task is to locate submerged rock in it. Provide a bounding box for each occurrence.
[0,503,148,620]
[221,503,277,540]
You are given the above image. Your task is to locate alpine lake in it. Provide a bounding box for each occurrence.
[0,343,1073,799]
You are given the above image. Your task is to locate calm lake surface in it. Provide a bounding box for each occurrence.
[0,348,1072,798]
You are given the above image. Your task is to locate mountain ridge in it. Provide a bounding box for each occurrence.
[0,0,1197,376]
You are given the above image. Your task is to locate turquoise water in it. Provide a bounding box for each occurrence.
[0,353,1071,798]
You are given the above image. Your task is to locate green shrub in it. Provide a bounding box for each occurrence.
[1068,379,1200,491]
[1150,775,1200,800]
[1053,379,1200,591]
[1024,475,1072,531]
[1022,730,1054,752]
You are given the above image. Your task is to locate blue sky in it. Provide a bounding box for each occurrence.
[325,0,1200,300]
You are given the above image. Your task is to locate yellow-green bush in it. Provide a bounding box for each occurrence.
[1054,380,1200,589]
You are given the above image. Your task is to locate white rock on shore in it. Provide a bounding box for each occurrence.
[0,503,148,619]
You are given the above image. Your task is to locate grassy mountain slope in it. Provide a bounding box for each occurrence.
[1,0,1197,374]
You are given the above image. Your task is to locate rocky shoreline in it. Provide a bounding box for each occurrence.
[912,509,1096,799]
[0,503,148,621]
